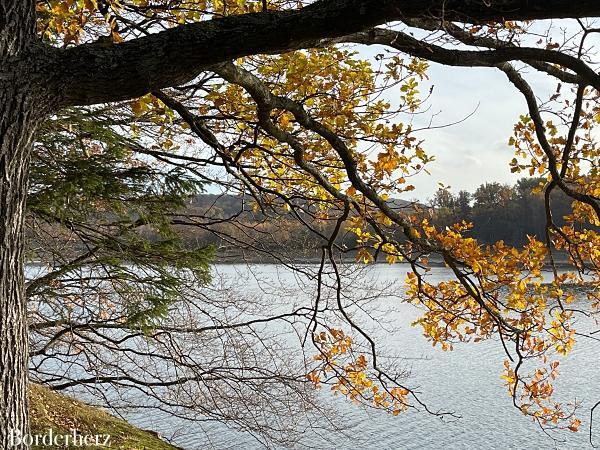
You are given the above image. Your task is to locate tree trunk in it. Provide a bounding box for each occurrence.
[0,87,37,449]
[0,2,38,447]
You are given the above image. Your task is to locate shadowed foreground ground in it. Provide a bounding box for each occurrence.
[29,384,180,450]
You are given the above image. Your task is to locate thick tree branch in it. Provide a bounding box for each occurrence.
[403,18,582,85]
[332,29,600,91]
[52,0,600,107]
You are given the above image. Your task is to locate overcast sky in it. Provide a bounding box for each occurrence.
[384,20,599,201]
[344,41,566,201]
[405,62,537,201]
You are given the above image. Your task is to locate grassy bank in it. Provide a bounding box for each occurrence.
[29,384,181,450]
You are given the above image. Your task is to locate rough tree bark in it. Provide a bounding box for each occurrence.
[55,0,600,107]
[0,96,37,450]
[0,1,39,448]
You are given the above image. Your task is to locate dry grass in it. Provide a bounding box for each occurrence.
[28,384,181,450]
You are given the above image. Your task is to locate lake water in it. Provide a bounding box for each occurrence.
[48,264,600,449]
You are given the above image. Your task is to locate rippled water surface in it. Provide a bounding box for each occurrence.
[80,264,600,449]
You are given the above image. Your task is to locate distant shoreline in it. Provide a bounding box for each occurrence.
[26,254,577,269]
[211,254,577,269]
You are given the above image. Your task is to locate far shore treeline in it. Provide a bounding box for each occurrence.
[27,177,586,263]
[154,177,584,260]
[427,177,575,247]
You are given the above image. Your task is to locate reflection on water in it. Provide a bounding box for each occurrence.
[38,264,600,449]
